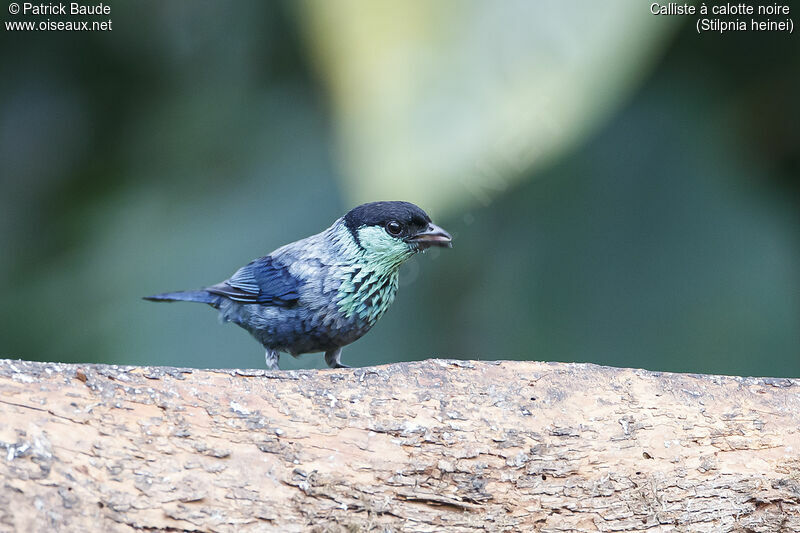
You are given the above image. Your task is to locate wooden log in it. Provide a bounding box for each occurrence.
[0,358,798,532]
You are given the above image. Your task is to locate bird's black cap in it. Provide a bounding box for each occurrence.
[343,201,432,236]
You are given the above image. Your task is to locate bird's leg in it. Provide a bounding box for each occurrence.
[265,349,280,371]
[324,347,350,369]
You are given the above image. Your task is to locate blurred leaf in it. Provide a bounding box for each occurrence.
[300,0,678,214]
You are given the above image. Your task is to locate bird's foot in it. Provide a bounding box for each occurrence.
[324,348,349,369]
[265,349,280,371]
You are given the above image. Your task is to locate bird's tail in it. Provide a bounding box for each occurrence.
[143,289,220,307]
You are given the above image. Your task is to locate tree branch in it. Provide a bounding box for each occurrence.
[0,358,798,532]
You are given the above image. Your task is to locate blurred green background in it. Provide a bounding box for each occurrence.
[1,1,797,375]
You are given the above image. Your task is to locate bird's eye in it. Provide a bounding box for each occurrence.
[385,221,403,236]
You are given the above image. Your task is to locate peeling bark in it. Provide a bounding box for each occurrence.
[0,358,798,532]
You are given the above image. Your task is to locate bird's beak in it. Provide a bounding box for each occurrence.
[406,223,453,249]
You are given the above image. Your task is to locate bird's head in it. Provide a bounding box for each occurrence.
[342,201,452,263]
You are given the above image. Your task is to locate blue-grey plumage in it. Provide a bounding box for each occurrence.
[145,201,452,369]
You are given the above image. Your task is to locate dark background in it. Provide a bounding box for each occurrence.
[1,2,797,375]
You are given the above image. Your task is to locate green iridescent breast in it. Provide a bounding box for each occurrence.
[336,267,400,324]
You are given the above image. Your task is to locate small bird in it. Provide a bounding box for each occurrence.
[145,201,452,370]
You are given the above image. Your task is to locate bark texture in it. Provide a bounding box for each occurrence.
[0,358,799,533]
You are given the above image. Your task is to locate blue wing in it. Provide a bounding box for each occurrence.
[206,256,301,306]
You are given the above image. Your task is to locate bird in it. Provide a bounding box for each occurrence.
[144,201,452,370]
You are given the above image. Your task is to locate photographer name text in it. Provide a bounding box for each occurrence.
[22,2,108,15]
